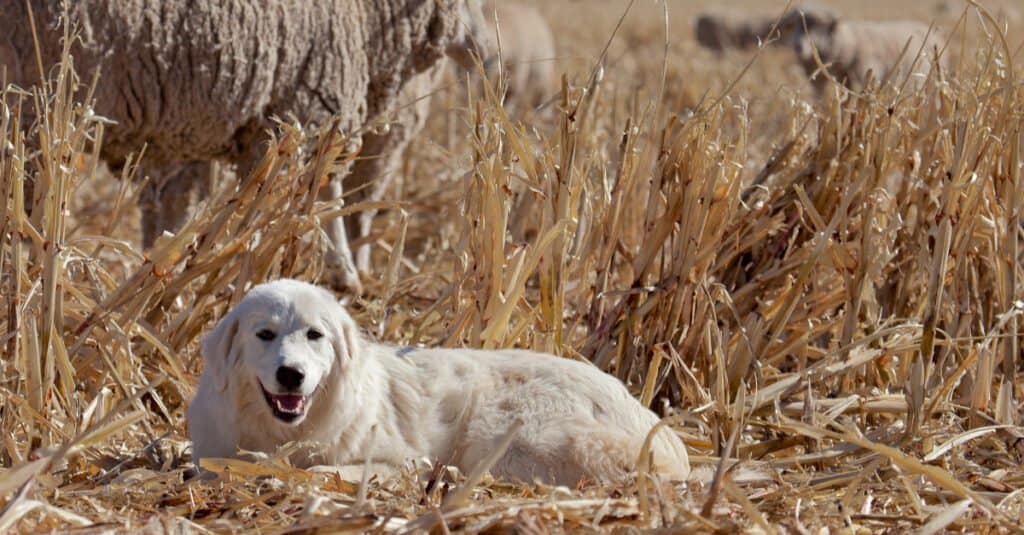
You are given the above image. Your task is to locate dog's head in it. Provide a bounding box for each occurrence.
[200,279,360,426]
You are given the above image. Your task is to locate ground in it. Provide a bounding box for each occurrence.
[2,0,1024,532]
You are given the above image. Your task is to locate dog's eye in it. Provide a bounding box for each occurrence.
[256,329,276,341]
[307,329,324,341]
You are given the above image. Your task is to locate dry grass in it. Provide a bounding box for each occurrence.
[3,0,1024,532]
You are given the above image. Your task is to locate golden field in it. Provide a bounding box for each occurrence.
[3,0,1024,532]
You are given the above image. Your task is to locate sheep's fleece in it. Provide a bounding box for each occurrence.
[694,10,765,53]
[1,0,489,291]
[187,279,691,485]
[481,1,555,111]
[786,11,947,92]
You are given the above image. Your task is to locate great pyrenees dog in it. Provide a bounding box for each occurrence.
[187,279,690,485]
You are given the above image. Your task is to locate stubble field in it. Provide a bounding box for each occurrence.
[3,0,1024,532]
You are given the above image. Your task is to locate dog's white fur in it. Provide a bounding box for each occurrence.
[187,279,690,485]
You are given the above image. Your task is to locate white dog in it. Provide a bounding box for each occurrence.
[187,279,690,485]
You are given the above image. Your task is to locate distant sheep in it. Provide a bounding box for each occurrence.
[695,10,765,53]
[785,10,947,92]
[695,4,838,54]
[1,0,491,292]
[482,1,556,111]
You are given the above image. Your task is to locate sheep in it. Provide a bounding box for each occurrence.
[481,1,556,111]
[694,4,838,55]
[137,161,218,252]
[694,10,766,54]
[784,10,948,93]
[1,0,492,293]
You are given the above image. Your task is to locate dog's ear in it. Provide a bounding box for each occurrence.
[330,301,362,364]
[202,309,241,392]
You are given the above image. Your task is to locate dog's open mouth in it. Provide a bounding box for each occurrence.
[260,383,308,423]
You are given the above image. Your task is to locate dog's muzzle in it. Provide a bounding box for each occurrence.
[260,382,308,424]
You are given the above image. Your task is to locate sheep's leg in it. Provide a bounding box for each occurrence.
[346,70,439,273]
[138,161,214,248]
[321,176,364,294]
[345,130,407,273]
[232,121,363,294]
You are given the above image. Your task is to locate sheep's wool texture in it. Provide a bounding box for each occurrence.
[482,0,555,109]
[1,1,483,289]
[1,1,470,168]
[796,19,946,91]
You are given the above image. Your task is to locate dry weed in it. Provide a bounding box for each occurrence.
[2,0,1024,532]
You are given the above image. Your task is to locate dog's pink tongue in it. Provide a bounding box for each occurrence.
[273,394,304,413]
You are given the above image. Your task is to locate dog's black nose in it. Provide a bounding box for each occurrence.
[276,366,305,390]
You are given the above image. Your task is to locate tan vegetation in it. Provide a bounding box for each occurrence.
[1,0,1024,532]
[482,0,557,111]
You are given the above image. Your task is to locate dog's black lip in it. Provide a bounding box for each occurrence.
[259,381,306,423]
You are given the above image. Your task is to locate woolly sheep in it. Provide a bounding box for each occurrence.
[482,1,556,111]
[146,66,449,278]
[785,10,947,92]
[695,4,838,54]
[1,0,491,292]
[694,10,765,53]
